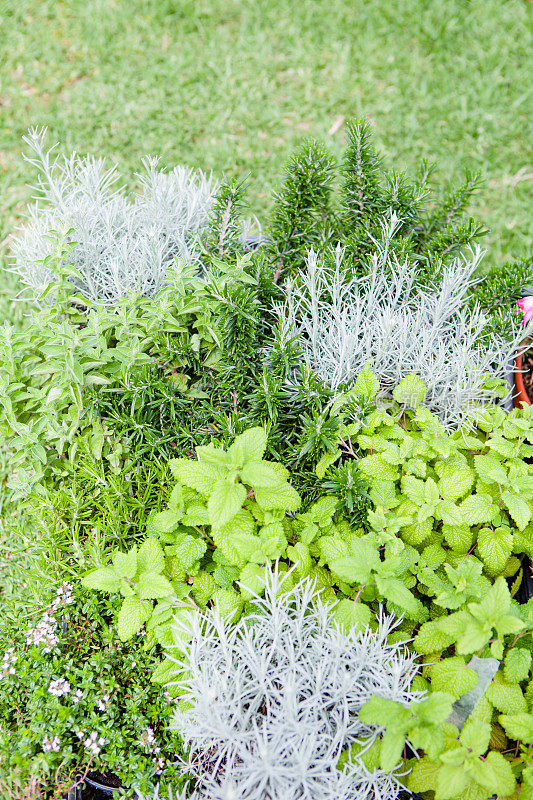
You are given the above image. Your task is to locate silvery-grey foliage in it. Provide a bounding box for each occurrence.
[166,565,421,800]
[276,213,525,428]
[10,129,218,304]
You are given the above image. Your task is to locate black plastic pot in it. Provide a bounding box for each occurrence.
[83,773,126,799]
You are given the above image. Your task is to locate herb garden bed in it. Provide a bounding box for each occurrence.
[3,120,533,800]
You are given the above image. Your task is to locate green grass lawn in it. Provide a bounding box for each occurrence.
[0,0,532,266]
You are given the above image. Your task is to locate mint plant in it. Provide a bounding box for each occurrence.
[82,426,433,664]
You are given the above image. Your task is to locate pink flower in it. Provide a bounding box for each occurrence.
[517,296,533,325]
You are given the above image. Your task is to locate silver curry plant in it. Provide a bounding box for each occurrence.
[10,129,218,305]
[164,565,422,800]
[276,213,526,429]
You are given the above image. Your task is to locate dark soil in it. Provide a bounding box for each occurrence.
[86,771,123,789]
[523,350,533,399]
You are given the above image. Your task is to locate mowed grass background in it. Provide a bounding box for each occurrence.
[0,0,531,280]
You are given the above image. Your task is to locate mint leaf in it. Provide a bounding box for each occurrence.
[228,427,267,465]
[138,537,165,573]
[354,361,380,402]
[208,479,247,528]
[138,571,174,600]
[112,547,138,580]
[240,460,283,488]
[393,373,427,408]
[82,567,121,593]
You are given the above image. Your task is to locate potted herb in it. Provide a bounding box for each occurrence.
[0,583,184,800]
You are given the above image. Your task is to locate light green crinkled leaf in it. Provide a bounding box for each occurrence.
[213,510,257,567]
[239,563,267,600]
[138,537,165,573]
[112,546,138,580]
[486,679,527,714]
[502,490,532,530]
[499,712,533,742]
[138,571,174,600]
[376,575,419,616]
[287,541,312,578]
[212,587,243,622]
[167,483,184,512]
[151,656,179,685]
[168,458,223,496]
[333,599,372,634]
[380,729,407,772]
[460,717,491,756]
[477,527,513,576]
[308,496,338,526]
[213,562,241,588]
[403,456,427,478]
[420,544,447,570]
[438,459,474,502]
[401,518,433,547]
[263,461,291,481]
[401,475,425,504]
[117,597,148,641]
[407,757,440,793]
[414,620,455,654]
[353,361,380,402]
[229,531,266,563]
[442,524,473,554]
[504,648,532,683]
[228,426,267,465]
[437,499,464,527]
[254,481,301,512]
[181,501,210,526]
[358,454,398,481]
[486,433,519,458]
[318,535,350,565]
[393,373,427,408]
[424,477,440,505]
[82,567,121,593]
[331,546,378,584]
[195,443,232,468]
[369,480,399,509]
[315,449,342,479]
[258,521,288,559]
[435,762,469,800]
[429,657,478,700]
[469,749,516,796]
[473,454,508,485]
[171,536,207,573]
[208,479,247,528]
[240,460,283,488]
[151,509,183,534]
[459,494,497,526]
[191,571,216,607]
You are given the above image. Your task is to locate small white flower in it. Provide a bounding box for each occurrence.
[26,612,59,652]
[153,755,165,774]
[84,731,105,755]
[97,693,110,711]
[139,727,159,751]
[72,688,84,704]
[48,678,71,697]
[42,735,61,753]
[1,649,17,678]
